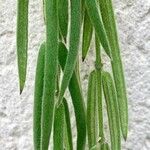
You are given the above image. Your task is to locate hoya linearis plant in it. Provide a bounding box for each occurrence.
[16,0,128,149]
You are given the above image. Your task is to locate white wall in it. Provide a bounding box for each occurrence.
[0,0,150,149]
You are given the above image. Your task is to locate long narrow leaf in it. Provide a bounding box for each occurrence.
[41,0,59,149]
[95,36,104,142]
[102,72,121,150]
[33,43,45,150]
[99,0,128,139]
[58,0,68,41]
[17,0,29,93]
[53,104,64,150]
[64,121,70,150]
[82,10,93,61]
[63,98,73,150]
[75,54,81,83]
[85,0,111,58]
[58,42,86,149]
[58,0,81,105]
[81,0,85,20]
[87,71,97,148]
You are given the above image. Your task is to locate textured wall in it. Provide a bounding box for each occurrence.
[0,0,150,149]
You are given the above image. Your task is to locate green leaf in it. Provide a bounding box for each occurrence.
[33,43,45,150]
[95,37,104,142]
[82,10,93,61]
[85,0,111,58]
[53,103,65,150]
[41,0,59,149]
[58,0,68,41]
[17,0,29,93]
[63,98,73,150]
[81,0,85,20]
[58,0,81,105]
[58,42,86,149]
[99,0,128,139]
[87,71,97,148]
[102,72,121,150]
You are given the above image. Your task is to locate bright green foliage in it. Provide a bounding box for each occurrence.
[53,103,65,150]
[85,0,111,58]
[17,0,29,93]
[58,42,86,149]
[87,71,97,148]
[58,0,68,41]
[33,43,45,150]
[16,0,128,149]
[41,0,59,149]
[95,36,105,145]
[58,0,81,105]
[102,72,121,150]
[82,10,93,61]
[99,0,128,139]
[63,98,73,150]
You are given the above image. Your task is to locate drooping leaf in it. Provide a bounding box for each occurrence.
[33,43,45,150]
[102,71,121,150]
[82,10,93,61]
[87,71,97,148]
[99,0,128,139]
[17,0,29,93]
[63,98,73,150]
[53,103,65,150]
[58,42,86,149]
[41,0,59,149]
[58,0,81,105]
[95,36,104,143]
[85,0,111,58]
[58,0,68,41]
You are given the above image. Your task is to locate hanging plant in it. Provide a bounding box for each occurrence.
[16,0,128,149]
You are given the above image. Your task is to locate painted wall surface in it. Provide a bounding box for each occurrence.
[0,0,150,149]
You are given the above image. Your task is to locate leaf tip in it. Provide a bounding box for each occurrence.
[82,57,85,62]
[19,83,25,95]
[121,122,128,141]
[20,88,23,95]
[123,131,128,141]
